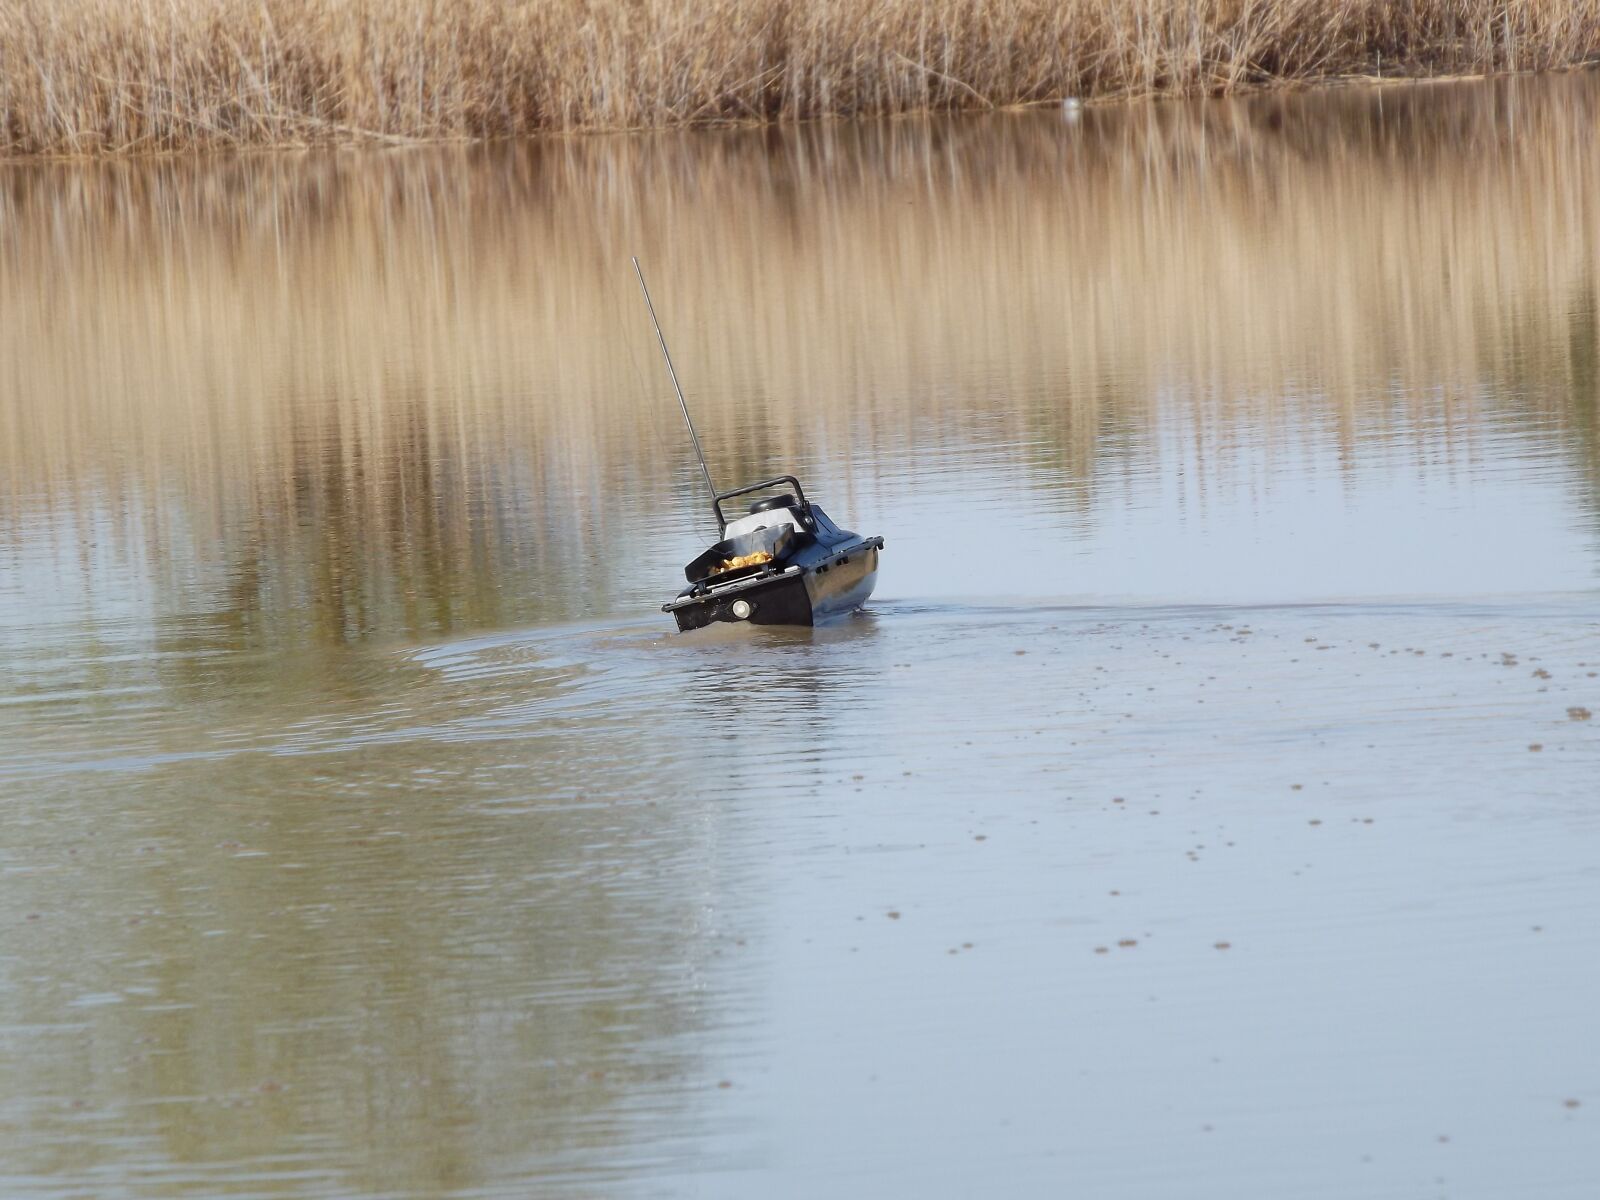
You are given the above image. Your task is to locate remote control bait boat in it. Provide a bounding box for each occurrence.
[632,259,884,631]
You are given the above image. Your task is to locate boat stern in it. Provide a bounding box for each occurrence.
[664,566,815,630]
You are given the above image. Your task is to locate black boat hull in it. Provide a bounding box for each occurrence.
[667,540,880,631]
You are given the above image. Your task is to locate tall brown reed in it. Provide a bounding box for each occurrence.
[3,0,1600,155]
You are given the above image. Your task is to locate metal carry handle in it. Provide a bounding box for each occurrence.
[712,475,813,534]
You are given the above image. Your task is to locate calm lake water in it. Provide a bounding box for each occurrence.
[3,74,1599,1198]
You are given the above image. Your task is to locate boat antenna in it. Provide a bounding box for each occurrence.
[632,257,718,507]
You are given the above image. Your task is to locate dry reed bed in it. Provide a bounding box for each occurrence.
[4,0,1600,155]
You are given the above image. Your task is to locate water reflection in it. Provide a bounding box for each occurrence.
[3,74,1598,663]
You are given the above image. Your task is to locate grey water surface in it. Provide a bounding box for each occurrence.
[2,75,1598,1198]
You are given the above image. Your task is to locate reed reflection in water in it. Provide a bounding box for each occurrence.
[0,73,1598,1199]
[3,74,1598,655]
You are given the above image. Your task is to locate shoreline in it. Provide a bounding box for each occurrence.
[4,63,1594,165]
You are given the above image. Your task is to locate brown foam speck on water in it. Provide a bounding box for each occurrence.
[886,911,901,920]
[1564,1098,1581,1108]
[1117,939,1137,948]
[1093,947,1109,955]
[1530,743,1544,752]
[1568,706,1592,721]
[1309,819,1322,826]
[1214,941,1232,950]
